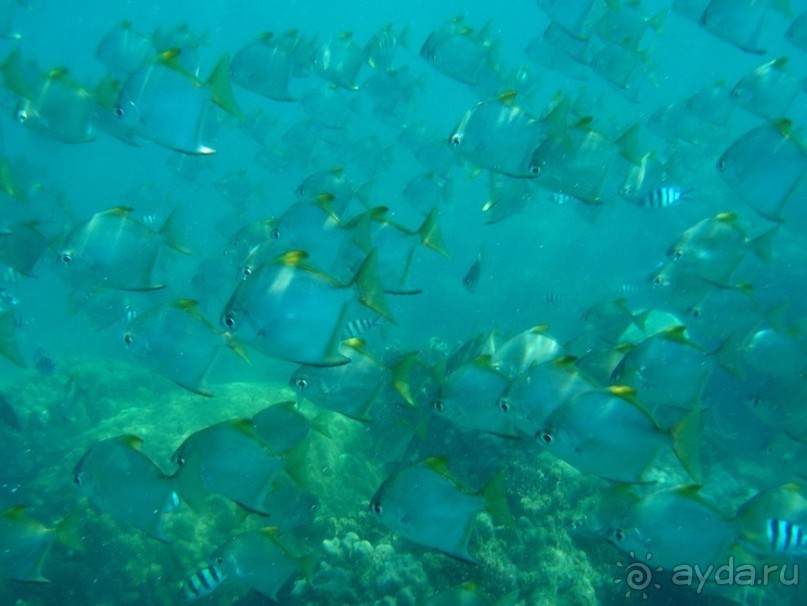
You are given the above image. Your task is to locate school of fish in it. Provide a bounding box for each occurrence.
[1,0,807,604]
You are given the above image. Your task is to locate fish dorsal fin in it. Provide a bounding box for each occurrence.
[173,298,203,319]
[105,206,135,218]
[554,354,579,368]
[608,385,637,399]
[470,354,495,372]
[607,385,658,420]
[342,337,371,359]
[424,455,452,478]
[121,434,144,450]
[257,526,281,540]
[272,400,298,412]
[227,418,258,438]
[277,250,309,267]
[495,89,518,105]
[714,211,738,224]
[660,324,690,344]
[2,504,28,520]
[45,66,69,81]
[156,48,188,74]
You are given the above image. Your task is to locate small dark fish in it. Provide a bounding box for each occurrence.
[33,347,56,377]
[462,245,485,293]
[341,316,382,340]
[0,391,20,431]
[638,186,691,208]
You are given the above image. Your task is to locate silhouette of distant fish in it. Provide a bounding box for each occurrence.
[0,391,20,431]
[33,347,56,376]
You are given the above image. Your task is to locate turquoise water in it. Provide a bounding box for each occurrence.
[1,0,807,604]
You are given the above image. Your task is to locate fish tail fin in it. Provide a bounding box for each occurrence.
[751,225,779,264]
[352,250,394,322]
[298,551,320,581]
[670,406,703,485]
[207,53,243,119]
[714,329,746,378]
[54,508,83,552]
[174,454,210,515]
[355,181,374,208]
[1,48,32,97]
[310,411,333,439]
[0,310,25,367]
[390,351,420,407]
[418,207,450,257]
[282,441,312,491]
[615,122,644,165]
[480,471,516,529]
[0,157,26,200]
[159,207,194,255]
[770,0,793,17]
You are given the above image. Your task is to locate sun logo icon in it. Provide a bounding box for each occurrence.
[614,552,663,599]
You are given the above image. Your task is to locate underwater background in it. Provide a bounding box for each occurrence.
[1,0,807,604]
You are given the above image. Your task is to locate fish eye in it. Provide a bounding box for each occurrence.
[61,253,73,266]
[176,454,186,466]
[716,158,727,171]
[538,430,553,445]
[14,108,28,124]
[123,333,134,346]
[223,313,237,330]
[73,474,82,485]
[216,556,223,565]
[449,133,462,147]
[730,88,741,98]
[689,306,701,319]
[271,229,281,239]
[529,164,541,177]
[240,266,252,279]
[650,273,663,285]
[499,399,510,413]
[371,501,383,515]
[611,528,625,542]
[748,396,762,408]
[113,106,124,118]
[432,399,444,412]
[295,378,308,390]
[670,248,683,260]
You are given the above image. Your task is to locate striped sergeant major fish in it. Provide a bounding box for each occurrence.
[181,562,226,601]
[341,316,382,340]
[638,186,691,208]
[768,518,807,555]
